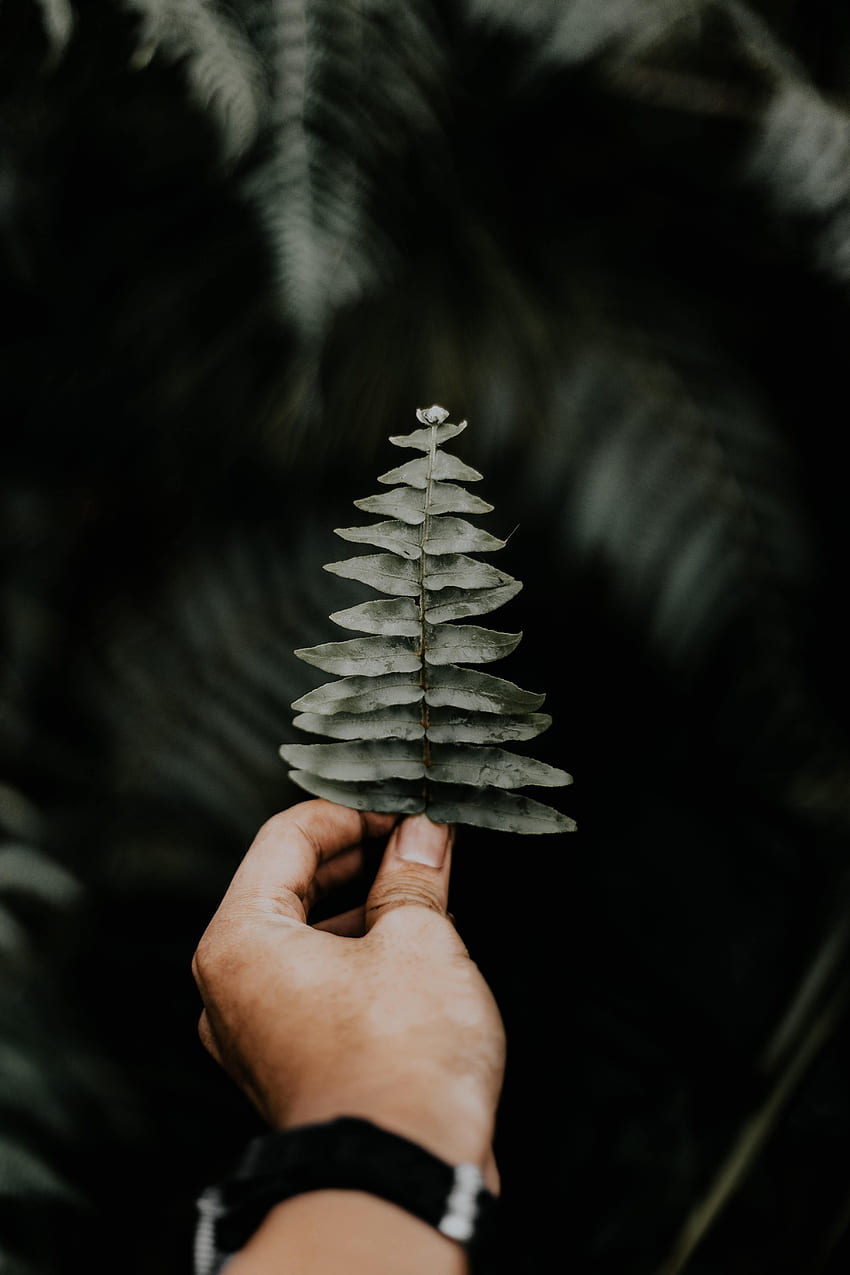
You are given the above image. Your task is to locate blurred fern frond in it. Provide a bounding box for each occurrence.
[122,0,267,161]
[0,784,127,1269]
[32,0,75,63]
[237,0,447,336]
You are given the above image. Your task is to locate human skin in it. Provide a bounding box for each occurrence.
[192,800,506,1273]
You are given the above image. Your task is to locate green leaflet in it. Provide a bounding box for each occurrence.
[324,553,421,595]
[353,486,428,524]
[335,515,505,558]
[282,739,425,781]
[281,740,567,786]
[294,636,421,676]
[292,705,551,744]
[354,482,494,523]
[325,553,512,596]
[427,744,570,788]
[425,708,551,744]
[424,483,495,517]
[424,624,522,665]
[288,771,426,815]
[280,405,575,835]
[424,554,514,593]
[292,672,423,714]
[293,704,426,740]
[334,519,422,558]
[422,517,505,555]
[422,668,544,712]
[377,451,484,489]
[329,598,420,636]
[426,786,577,835]
[286,772,575,833]
[389,415,466,450]
[424,581,522,623]
[292,667,542,716]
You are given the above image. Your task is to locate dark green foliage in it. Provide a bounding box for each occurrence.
[5,3,850,1275]
[280,407,575,832]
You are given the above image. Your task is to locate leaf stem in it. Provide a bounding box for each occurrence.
[417,427,436,795]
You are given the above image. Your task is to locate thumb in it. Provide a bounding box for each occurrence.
[364,814,455,932]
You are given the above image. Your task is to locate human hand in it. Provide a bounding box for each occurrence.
[191,800,506,1191]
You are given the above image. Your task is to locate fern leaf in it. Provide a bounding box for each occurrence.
[280,406,575,834]
[292,706,552,744]
[294,635,421,676]
[334,521,422,558]
[238,0,447,333]
[424,710,552,745]
[33,0,74,65]
[425,786,574,835]
[424,624,522,665]
[354,483,495,521]
[287,772,426,815]
[422,668,545,713]
[323,554,422,595]
[329,598,420,636]
[125,0,266,162]
[424,582,523,623]
[291,672,423,714]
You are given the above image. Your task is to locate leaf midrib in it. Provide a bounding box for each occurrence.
[417,428,436,777]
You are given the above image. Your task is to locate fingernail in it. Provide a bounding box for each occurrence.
[395,814,452,868]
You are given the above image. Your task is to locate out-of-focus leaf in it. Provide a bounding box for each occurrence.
[125,0,265,163]
[0,1139,82,1202]
[0,846,82,909]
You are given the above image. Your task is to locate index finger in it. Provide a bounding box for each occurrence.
[220,799,398,923]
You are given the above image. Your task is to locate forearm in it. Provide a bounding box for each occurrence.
[225,1190,469,1275]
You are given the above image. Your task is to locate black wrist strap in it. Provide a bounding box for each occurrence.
[194,1116,499,1275]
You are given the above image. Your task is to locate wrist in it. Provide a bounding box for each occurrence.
[195,1116,500,1274]
[279,1076,498,1191]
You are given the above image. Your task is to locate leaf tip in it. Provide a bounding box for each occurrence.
[416,404,450,424]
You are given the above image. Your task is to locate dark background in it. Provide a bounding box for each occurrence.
[3,1,850,1272]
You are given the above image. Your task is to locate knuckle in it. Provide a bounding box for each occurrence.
[367,873,445,920]
[191,936,212,987]
[191,927,228,989]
